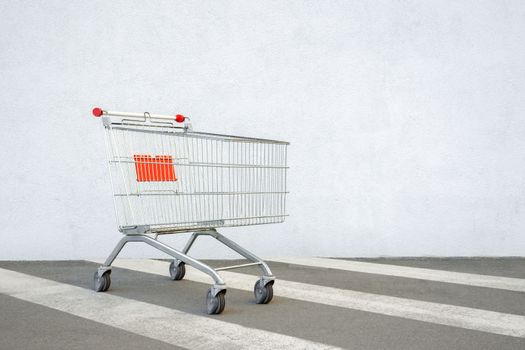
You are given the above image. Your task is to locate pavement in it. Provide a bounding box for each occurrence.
[1,257,525,349]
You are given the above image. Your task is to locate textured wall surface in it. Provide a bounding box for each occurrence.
[1,1,525,259]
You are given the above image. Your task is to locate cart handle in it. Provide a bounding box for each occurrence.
[92,107,186,123]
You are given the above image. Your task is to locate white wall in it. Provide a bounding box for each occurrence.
[1,1,525,260]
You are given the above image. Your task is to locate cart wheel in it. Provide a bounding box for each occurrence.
[94,271,111,292]
[169,260,186,280]
[254,279,274,304]
[103,273,111,291]
[206,288,226,315]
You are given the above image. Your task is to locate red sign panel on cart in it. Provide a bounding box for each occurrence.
[133,155,177,182]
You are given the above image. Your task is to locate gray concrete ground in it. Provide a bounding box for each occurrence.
[1,258,525,349]
[349,257,525,278]
[0,294,185,350]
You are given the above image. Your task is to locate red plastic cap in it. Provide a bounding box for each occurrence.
[175,114,185,123]
[92,107,104,117]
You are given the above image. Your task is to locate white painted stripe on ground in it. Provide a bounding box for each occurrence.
[96,259,525,338]
[0,267,340,350]
[270,257,525,293]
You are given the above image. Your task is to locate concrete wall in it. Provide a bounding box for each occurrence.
[1,1,525,260]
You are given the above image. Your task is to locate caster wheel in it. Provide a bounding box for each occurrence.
[206,288,226,315]
[254,279,273,304]
[169,260,186,281]
[94,271,111,292]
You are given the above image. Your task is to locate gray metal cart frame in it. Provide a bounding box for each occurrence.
[91,107,288,314]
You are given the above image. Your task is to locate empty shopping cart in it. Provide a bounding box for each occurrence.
[91,107,289,314]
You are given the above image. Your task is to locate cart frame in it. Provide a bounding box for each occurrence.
[92,107,288,314]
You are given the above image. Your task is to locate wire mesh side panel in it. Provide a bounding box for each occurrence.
[104,123,288,232]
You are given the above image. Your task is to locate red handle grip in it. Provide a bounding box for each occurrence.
[92,107,104,117]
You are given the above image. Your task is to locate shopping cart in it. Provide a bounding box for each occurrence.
[91,107,289,314]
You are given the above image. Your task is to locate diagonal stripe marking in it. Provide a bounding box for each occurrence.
[0,267,340,350]
[94,259,525,338]
[270,257,525,293]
